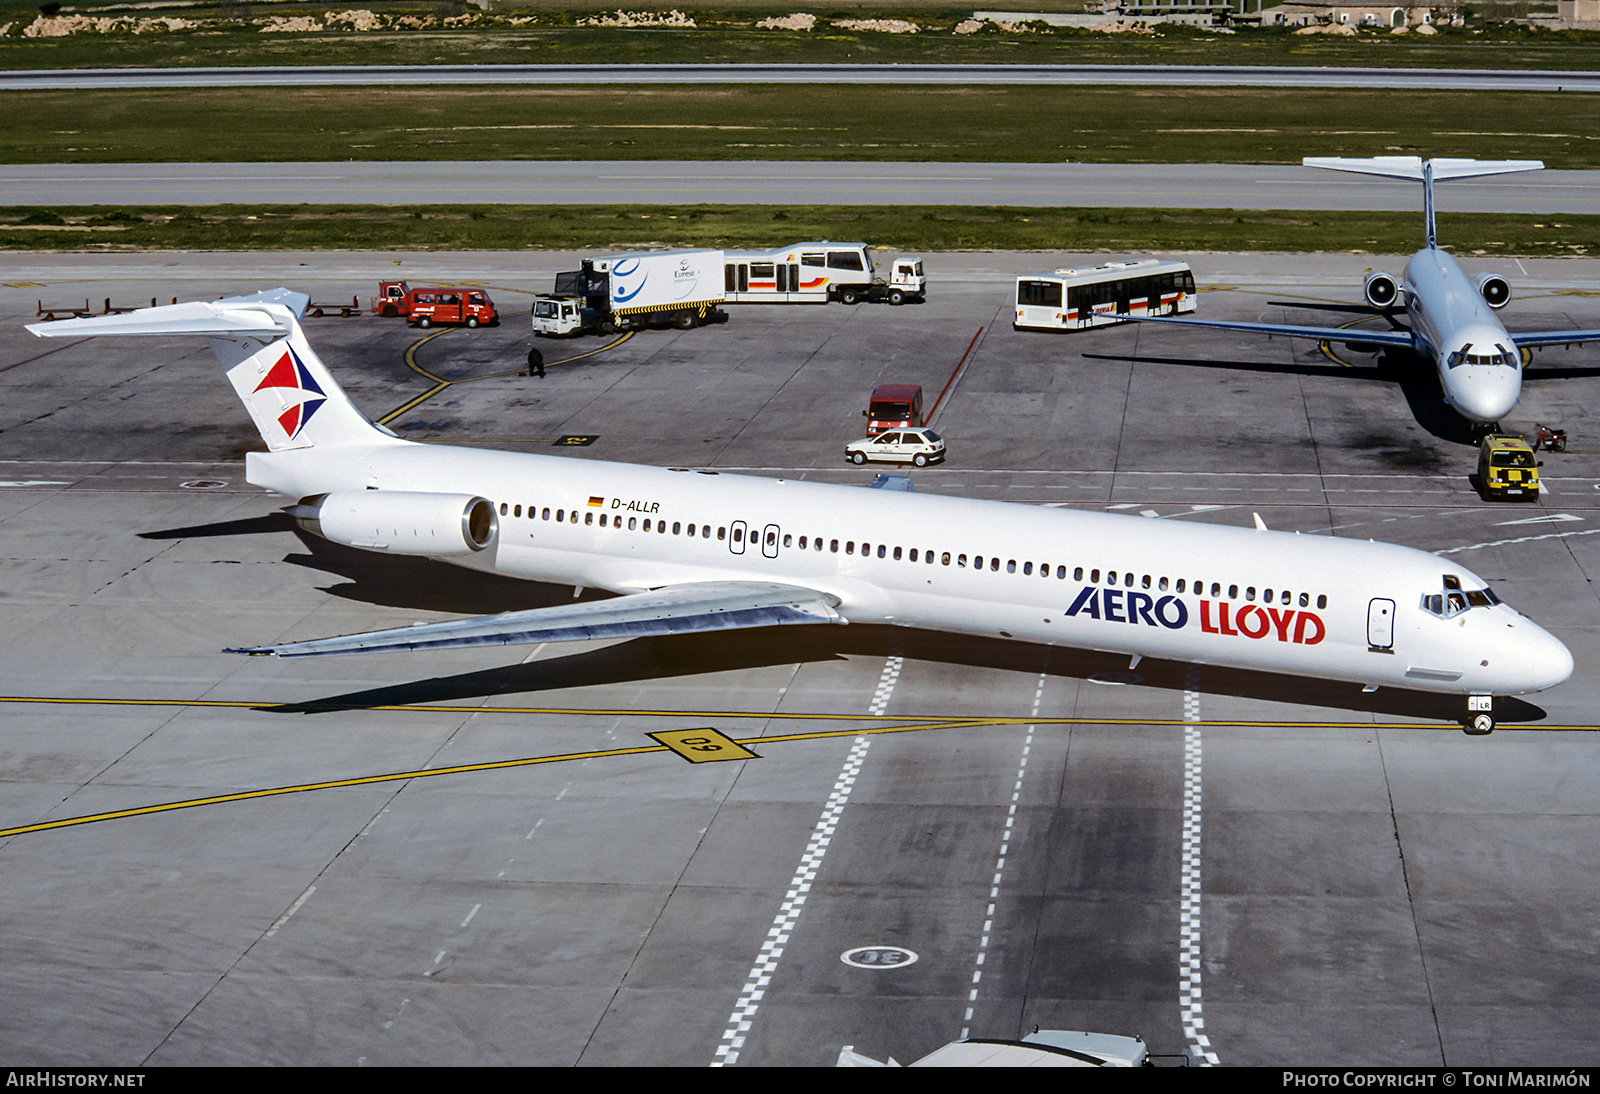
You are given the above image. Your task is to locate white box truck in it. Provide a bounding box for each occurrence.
[722,243,926,305]
[532,249,727,336]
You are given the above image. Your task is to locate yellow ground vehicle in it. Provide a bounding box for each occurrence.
[1477,434,1541,500]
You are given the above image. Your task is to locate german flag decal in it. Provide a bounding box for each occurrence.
[587,496,604,508]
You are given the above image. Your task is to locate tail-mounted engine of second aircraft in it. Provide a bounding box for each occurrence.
[1475,271,1512,309]
[1363,272,1400,308]
[288,491,498,555]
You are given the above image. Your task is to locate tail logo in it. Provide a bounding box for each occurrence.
[252,344,326,440]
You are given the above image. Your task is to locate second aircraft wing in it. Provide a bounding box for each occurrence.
[1116,314,1419,348]
[1510,329,1600,349]
[228,580,844,658]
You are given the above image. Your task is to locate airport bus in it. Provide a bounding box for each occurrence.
[1014,259,1196,332]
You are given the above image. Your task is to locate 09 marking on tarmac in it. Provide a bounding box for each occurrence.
[648,727,759,763]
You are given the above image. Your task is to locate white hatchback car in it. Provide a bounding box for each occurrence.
[845,427,946,467]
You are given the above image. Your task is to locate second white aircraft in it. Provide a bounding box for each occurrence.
[1127,156,1600,426]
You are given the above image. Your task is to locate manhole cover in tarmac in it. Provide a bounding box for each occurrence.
[841,946,918,970]
[180,480,228,489]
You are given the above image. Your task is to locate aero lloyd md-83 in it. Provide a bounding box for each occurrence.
[29,292,1573,733]
[1126,156,1600,428]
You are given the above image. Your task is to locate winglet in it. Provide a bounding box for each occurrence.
[1253,512,1269,531]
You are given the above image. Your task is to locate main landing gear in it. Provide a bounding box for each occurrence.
[1465,694,1494,735]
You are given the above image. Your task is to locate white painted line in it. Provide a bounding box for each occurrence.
[960,671,1045,1040]
[710,655,900,1066]
[264,884,315,938]
[1181,665,1220,1067]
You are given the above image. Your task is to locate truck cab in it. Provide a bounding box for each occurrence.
[864,384,924,435]
[532,294,588,337]
[372,280,411,317]
[887,258,926,304]
[407,288,497,329]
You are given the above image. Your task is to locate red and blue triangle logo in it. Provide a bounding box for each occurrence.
[252,345,326,440]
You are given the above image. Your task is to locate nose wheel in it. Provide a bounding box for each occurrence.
[1465,695,1494,735]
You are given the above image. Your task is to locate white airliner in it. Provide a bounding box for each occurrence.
[28,291,1573,732]
[1126,156,1600,426]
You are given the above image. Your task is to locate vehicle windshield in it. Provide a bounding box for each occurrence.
[1490,450,1534,468]
[920,430,941,442]
[872,403,913,419]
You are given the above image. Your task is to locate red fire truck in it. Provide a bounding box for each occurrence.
[407,288,497,329]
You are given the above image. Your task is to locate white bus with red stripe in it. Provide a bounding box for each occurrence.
[1015,259,1196,332]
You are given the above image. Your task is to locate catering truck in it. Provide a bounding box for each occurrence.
[722,243,926,305]
[532,249,726,336]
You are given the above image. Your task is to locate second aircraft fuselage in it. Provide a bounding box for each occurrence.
[1403,247,1523,424]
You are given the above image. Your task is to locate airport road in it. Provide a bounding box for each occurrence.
[1,251,1599,1065]
[3,161,1597,213]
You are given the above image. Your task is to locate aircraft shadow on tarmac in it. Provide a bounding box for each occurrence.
[1082,349,1488,446]
[259,608,1547,731]
[140,494,1548,729]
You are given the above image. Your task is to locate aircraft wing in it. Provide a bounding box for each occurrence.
[227,580,844,658]
[1117,314,1418,348]
[1511,329,1600,349]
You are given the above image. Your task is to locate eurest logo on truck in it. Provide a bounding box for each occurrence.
[533,249,727,336]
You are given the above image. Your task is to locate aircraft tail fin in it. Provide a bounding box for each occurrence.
[1304,156,1543,250]
[26,289,403,453]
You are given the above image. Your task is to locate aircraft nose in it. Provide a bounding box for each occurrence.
[1446,366,1521,424]
[1508,621,1574,693]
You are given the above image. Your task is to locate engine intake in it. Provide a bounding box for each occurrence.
[1364,272,1399,308]
[1476,271,1512,309]
[289,491,498,555]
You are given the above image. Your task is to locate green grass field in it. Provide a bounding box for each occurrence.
[4,85,1598,166]
[3,203,1594,255]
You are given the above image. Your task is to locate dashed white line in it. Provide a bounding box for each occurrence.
[1180,665,1220,1067]
[959,671,1046,1039]
[710,655,900,1066]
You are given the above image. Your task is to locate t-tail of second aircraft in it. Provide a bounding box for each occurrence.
[1303,155,1543,250]
[25,289,403,453]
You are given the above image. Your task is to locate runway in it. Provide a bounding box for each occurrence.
[3,160,1597,212]
[5,63,1600,92]
[1,250,1598,1066]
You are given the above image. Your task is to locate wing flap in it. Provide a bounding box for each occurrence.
[228,580,844,658]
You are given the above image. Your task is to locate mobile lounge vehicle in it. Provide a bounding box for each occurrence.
[724,243,925,305]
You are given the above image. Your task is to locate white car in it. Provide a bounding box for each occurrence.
[845,427,946,467]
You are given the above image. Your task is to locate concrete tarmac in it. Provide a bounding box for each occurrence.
[1,250,1598,1066]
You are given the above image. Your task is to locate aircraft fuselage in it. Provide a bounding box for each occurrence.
[1402,246,1523,424]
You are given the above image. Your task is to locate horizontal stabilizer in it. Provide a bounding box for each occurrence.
[228,580,844,658]
[1304,156,1543,182]
[26,289,309,339]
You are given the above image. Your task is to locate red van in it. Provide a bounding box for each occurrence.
[863,384,924,435]
[407,288,498,329]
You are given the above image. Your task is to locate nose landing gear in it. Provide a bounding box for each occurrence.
[1465,694,1494,735]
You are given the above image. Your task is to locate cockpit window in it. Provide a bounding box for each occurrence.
[1422,577,1501,619]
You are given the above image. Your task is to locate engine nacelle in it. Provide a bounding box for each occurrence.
[1476,271,1512,309]
[1363,272,1399,308]
[289,491,498,555]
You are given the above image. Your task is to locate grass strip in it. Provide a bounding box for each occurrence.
[4,203,1595,256]
[4,85,1599,167]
